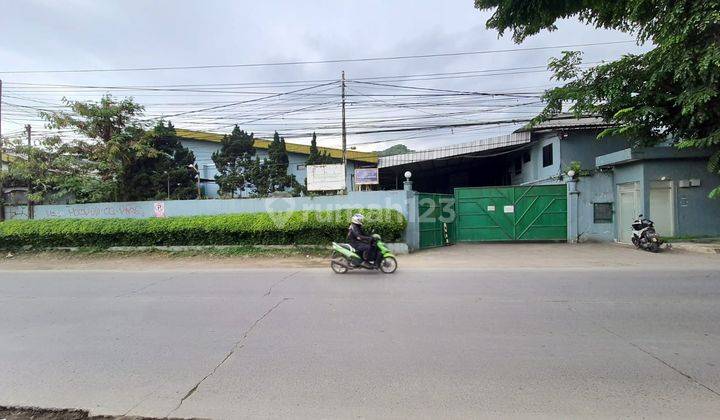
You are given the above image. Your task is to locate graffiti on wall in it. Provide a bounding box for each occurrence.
[38,204,149,219]
[5,205,30,220]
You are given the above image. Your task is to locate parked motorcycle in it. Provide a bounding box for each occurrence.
[631,214,663,252]
[330,234,398,274]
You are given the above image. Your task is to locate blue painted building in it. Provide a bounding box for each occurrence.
[176,129,377,198]
[506,116,720,242]
[379,115,720,242]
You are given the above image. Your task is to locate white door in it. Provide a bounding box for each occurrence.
[650,181,675,236]
[617,182,641,243]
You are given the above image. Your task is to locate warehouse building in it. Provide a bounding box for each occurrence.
[379,115,720,245]
[176,129,377,197]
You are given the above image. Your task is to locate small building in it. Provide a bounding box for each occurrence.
[510,115,720,242]
[176,129,377,197]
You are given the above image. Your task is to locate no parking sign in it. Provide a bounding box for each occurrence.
[153,202,166,218]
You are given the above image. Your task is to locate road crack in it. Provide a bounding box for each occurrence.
[165,297,291,417]
[115,274,178,298]
[264,271,299,297]
[600,325,720,398]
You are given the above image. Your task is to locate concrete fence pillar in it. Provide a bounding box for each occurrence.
[405,189,420,252]
[403,180,413,192]
[567,179,579,243]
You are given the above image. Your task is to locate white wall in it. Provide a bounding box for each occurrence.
[509,133,562,185]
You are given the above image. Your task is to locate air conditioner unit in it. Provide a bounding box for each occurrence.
[678,180,691,188]
[690,178,702,187]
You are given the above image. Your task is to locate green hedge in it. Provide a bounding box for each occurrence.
[0,209,407,249]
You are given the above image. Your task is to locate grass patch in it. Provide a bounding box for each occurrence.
[3,245,330,260]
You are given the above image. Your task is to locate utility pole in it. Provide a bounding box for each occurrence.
[25,124,31,146]
[341,71,347,192]
[163,171,170,199]
[0,78,4,221]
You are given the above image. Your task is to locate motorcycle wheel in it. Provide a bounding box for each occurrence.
[648,242,660,253]
[379,257,398,274]
[631,237,640,248]
[331,259,348,274]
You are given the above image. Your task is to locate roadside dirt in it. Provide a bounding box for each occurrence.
[0,250,329,270]
[0,406,197,420]
[0,243,718,271]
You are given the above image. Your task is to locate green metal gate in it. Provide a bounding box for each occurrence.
[454,185,567,242]
[418,193,455,249]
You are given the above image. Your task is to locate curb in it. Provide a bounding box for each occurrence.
[108,243,410,255]
[668,242,720,255]
[17,243,411,255]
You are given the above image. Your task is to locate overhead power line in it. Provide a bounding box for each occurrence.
[0,41,635,74]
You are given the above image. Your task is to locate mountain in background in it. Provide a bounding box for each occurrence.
[377,144,414,157]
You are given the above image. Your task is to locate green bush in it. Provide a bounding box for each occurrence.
[0,209,407,249]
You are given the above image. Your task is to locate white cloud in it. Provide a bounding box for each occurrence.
[0,0,648,151]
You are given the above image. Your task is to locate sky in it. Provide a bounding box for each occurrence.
[0,0,649,154]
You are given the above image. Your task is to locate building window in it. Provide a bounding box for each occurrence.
[522,151,531,163]
[542,144,553,167]
[514,157,522,175]
[593,203,613,223]
[296,164,306,170]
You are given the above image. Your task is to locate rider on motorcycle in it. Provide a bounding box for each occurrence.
[347,213,379,266]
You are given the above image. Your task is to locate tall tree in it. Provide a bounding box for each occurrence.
[248,157,270,198]
[306,132,333,165]
[474,0,720,196]
[261,131,303,196]
[0,135,111,204]
[41,94,155,201]
[121,121,198,201]
[211,125,256,198]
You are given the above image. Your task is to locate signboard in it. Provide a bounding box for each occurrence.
[307,164,346,191]
[153,202,166,218]
[354,168,379,185]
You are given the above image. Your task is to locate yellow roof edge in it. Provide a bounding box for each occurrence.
[175,128,378,164]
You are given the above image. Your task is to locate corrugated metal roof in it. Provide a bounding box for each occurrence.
[176,129,378,164]
[516,113,613,132]
[378,132,531,168]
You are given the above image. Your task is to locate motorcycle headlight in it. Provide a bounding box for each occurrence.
[651,237,658,242]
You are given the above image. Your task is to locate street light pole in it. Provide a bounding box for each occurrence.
[188,164,201,199]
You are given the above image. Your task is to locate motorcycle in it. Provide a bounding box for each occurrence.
[631,214,664,252]
[330,234,398,274]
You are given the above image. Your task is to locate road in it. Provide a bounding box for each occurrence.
[1,260,720,418]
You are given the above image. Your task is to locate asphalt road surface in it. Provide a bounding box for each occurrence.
[2,264,720,418]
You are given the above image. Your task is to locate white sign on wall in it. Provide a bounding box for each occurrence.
[354,168,379,185]
[307,164,346,191]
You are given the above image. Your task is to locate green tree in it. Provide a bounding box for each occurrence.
[259,131,303,196]
[248,157,270,197]
[211,125,256,198]
[474,0,720,196]
[0,136,111,204]
[121,121,198,201]
[306,132,333,165]
[41,94,156,201]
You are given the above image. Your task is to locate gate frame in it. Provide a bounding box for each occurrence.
[417,192,455,249]
[453,184,569,243]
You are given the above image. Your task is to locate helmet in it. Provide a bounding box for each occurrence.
[351,213,364,225]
